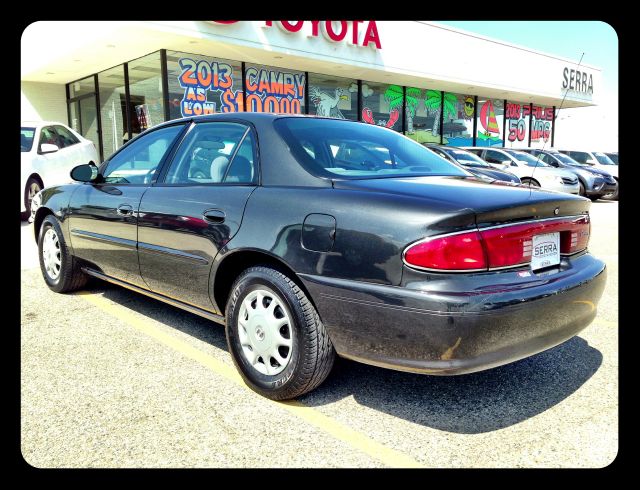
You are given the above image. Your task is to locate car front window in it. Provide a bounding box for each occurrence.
[274,118,468,179]
[21,127,35,152]
[445,149,491,167]
[594,152,615,165]
[505,150,550,167]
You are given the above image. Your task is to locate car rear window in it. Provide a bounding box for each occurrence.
[21,127,35,152]
[274,118,468,179]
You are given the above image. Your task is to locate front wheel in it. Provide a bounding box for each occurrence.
[521,178,540,188]
[38,215,88,293]
[225,266,335,400]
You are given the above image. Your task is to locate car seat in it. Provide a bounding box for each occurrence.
[210,156,230,182]
[224,156,253,183]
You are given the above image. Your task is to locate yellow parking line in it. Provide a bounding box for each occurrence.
[76,291,424,468]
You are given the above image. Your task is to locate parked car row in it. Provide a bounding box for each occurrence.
[420,143,618,201]
[29,113,607,400]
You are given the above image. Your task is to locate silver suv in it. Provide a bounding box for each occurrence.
[462,147,580,194]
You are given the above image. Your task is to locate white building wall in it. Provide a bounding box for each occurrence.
[21,82,67,123]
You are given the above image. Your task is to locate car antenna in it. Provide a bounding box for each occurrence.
[530,52,585,192]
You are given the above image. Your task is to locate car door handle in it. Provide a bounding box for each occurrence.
[203,209,226,223]
[116,204,134,216]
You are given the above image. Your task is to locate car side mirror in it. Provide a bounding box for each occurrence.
[70,163,100,183]
[502,160,511,165]
[586,158,596,164]
[40,143,59,154]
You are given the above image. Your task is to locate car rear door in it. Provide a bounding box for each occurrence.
[137,120,259,312]
[67,123,186,287]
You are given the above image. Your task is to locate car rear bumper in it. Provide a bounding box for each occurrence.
[299,253,606,375]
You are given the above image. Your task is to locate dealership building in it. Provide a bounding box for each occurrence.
[21,21,600,161]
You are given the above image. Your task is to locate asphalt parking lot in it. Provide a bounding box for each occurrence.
[20,201,618,468]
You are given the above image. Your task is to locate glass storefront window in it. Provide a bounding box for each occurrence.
[98,65,127,159]
[127,52,164,138]
[476,98,505,147]
[244,63,305,114]
[504,101,530,148]
[68,76,95,98]
[166,50,244,119]
[441,92,474,146]
[360,81,402,132]
[529,105,554,148]
[308,73,357,121]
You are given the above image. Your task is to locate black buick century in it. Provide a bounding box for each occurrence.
[31,113,606,400]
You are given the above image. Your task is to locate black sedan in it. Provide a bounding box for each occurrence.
[31,113,606,400]
[424,144,521,184]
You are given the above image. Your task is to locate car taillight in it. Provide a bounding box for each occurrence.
[403,215,590,272]
[403,231,487,271]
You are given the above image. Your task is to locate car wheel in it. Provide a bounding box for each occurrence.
[38,215,88,293]
[578,181,586,196]
[601,187,619,201]
[24,177,42,216]
[225,266,336,400]
[521,178,540,188]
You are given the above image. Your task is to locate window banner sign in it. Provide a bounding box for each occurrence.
[530,105,554,145]
[178,58,244,116]
[505,101,531,148]
[476,98,504,147]
[244,67,305,114]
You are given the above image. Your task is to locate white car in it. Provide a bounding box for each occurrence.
[462,147,580,194]
[21,121,99,217]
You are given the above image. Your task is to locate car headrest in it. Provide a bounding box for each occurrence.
[210,156,229,182]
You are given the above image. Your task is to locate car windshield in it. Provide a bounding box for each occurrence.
[274,118,469,179]
[442,148,491,167]
[21,127,36,152]
[594,152,616,165]
[606,153,618,164]
[549,152,584,166]
[504,150,550,167]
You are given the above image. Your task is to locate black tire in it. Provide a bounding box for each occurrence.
[38,215,88,293]
[24,176,42,217]
[601,186,619,201]
[225,266,335,400]
[522,178,540,188]
[589,195,601,202]
[578,181,586,196]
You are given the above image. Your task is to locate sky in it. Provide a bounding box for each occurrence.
[438,21,619,151]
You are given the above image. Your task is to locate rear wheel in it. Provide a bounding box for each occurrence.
[24,177,42,217]
[225,266,335,400]
[38,215,88,293]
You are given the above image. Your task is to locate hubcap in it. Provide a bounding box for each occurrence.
[28,182,41,210]
[42,228,61,280]
[237,288,293,376]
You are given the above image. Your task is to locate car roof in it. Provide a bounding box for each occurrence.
[151,112,351,129]
[21,121,70,127]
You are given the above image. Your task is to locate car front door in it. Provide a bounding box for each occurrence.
[67,123,186,287]
[137,121,259,312]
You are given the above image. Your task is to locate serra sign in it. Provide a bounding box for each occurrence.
[212,21,382,49]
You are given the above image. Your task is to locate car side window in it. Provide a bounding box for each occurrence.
[484,150,506,164]
[569,151,589,163]
[540,153,556,166]
[53,125,80,148]
[102,125,184,185]
[39,126,63,151]
[163,122,257,185]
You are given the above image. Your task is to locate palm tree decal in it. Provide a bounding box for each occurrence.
[405,87,421,133]
[383,85,403,129]
[424,90,457,136]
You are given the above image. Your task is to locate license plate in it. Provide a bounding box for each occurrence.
[531,232,560,271]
